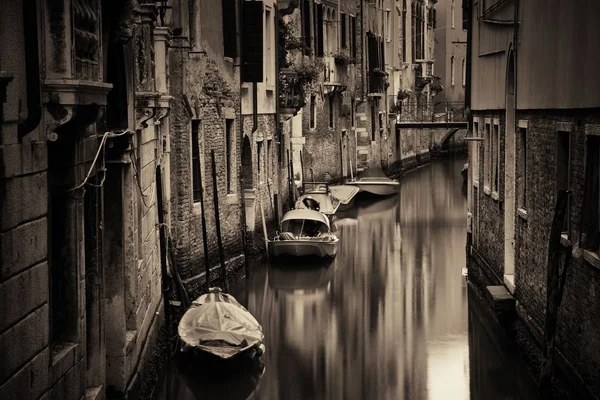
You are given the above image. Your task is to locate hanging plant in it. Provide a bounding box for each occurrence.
[372,68,387,77]
[333,53,354,67]
[397,89,411,102]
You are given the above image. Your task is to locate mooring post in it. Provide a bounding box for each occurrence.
[239,168,250,280]
[211,150,229,292]
[198,148,211,289]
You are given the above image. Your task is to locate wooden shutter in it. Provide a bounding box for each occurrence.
[341,13,346,48]
[581,138,600,249]
[242,1,264,82]
[222,0,238,58]
[316,3,324,56]
[303,0,311,49]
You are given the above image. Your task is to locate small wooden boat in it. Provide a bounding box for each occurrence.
[178,288,265,360]
[295,182,340,220]
[269,209,339,258]
[329,184,360,211]
[346,169,400,196]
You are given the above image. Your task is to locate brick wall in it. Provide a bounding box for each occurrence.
[471,109,600,397]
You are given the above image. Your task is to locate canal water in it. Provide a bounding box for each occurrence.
[154,155,538,400]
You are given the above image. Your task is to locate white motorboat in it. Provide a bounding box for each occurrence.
[295,182,340,219]
[346,168,400,196]
[269,209,339,258]
[328,184,360,211]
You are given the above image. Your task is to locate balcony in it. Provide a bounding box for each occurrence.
[279,69,306,119]
[367,69,386,95]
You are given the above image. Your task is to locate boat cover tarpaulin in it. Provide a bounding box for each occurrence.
[329,185,360,205]
[178,288,264,359]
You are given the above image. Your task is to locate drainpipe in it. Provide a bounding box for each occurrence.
[464,0,473,256]
[18,0,42,141]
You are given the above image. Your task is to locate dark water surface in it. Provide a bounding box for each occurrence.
[154,155,537,400]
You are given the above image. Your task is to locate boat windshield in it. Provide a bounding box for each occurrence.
[282,219,329,236]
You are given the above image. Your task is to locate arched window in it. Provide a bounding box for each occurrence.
[451,0,455,28]
[462,59,466,86]
[451,56,455,86]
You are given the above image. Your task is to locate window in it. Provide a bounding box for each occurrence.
[462,59,466,87]
[492,122,500,194]
[451,0,455,28]
[257,140,263,178]
[402,0,407,62]
[310,95,316,129]
[302,0,312,49]
[265,8,273,85]
[517,126,527,210]
[350,16,357,58]
[315,3,324,56]
[222,0,237,58]
[484,122,491,190]
[341,13,347,48]
[135,129,143,258]
[450,56,455,86]
[386,10,391,42]
[329,96,334,129]
[557,130,571,236]
[191,120,202,202]
[473,122,479,184]
[371,104,377,141]
[351,98,355,127]
[581,133,600,251]
[225,119,234,193]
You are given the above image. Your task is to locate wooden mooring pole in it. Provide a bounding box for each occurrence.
[197,149,211,289]
[239,167,250,280]
[211,150,229,292]
[539,189,572,399]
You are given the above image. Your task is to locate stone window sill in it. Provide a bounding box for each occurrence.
[491,191,499,201]
[473,180,479,188]
[192,202,202,215]
[517,208,528,220]
[51,342,78,384]
[583,250,600,270]
[483,186,491,195]
[224,193,240,205]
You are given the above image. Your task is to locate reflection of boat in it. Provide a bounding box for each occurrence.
[355,194,399,218]
[328,184,360,211]
[461,162,468,182]
[295,182,340,219]
[346,168,400,196]
[154,352,265,400]
[268,263,336,293]
[178,288,265,360]
[269,209,339,258]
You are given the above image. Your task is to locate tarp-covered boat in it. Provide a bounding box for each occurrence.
[295,182,340,219]
[178,288,265,360]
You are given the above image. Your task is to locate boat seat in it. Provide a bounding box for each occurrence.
[279,232,295,241]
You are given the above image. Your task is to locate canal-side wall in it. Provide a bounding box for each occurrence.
[469,109,600,399]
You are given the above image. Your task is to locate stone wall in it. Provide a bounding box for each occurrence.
[470,109,600,398]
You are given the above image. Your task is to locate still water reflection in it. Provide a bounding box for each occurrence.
[155,156,537,400]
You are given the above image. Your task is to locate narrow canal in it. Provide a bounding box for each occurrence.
[154,155,538,400]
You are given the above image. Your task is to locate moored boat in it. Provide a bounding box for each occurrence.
[295,182,340,220]
[178,288,265,360]
[328,184,360,211]
[346,168,400,196]
[269,209,339,258]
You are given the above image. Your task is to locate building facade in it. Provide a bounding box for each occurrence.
[467,0,600,397]
[0,1,171,399]
[167,0,291,295]
[432,0,466,119]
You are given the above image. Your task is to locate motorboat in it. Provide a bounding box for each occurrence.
[178,288,265,360]
[328,184,360,211]
[462,162,468,182]
[346,168,400,196]
[295,182,340,220]
[269,209,339,258]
